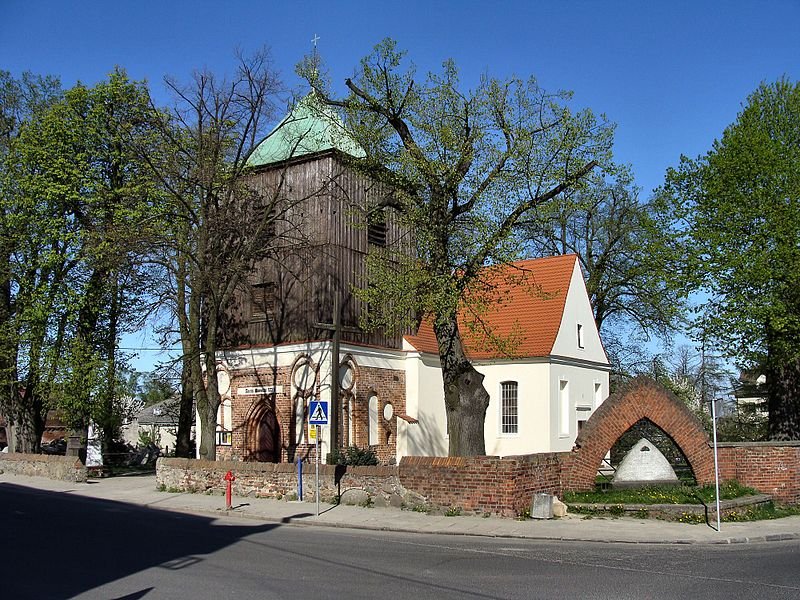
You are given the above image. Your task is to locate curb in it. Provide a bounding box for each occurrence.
[142,497,800,546]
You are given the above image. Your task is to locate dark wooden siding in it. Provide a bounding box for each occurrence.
[222,151,412,350]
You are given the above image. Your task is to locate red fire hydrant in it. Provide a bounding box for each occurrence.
[224,470,235,510]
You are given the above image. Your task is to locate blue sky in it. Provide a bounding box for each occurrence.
[2,1,799,371]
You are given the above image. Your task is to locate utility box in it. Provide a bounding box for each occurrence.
[531,493,554,519]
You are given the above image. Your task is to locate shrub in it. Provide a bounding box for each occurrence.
[327,445,379,466]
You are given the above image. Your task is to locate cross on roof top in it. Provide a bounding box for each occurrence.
[311,34,320,48]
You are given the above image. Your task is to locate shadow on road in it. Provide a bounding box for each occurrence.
[1,483,277,598]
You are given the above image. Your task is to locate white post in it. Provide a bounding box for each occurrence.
[711,397,721,532]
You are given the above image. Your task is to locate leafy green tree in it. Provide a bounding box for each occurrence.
[1,76,79,453]
[662,78,800,439]
[0,71,160,453]
[59,71,163,456]
[307,40,614,455]
[0,71,62,452]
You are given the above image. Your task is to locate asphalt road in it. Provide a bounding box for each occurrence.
[4,483,799,599]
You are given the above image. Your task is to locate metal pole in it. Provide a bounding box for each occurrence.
[331,294,340,455]
[297,457,303,501]
[315,424,320,517]
[711,397,721,532]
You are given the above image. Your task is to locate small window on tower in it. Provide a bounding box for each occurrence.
[577,323,585,349]
[368,212,387,247]
[251,282,276,321]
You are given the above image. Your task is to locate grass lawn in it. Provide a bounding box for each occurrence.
[563,480,758,505]
[563,481,800,522]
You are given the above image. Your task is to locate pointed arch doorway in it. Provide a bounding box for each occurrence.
[245,397,281,462]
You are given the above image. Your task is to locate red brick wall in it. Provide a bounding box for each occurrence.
[399,454,565,516]
[159,439,800,518]
[222,365,295,462]
[221,351,406,465]
[354,365,406,464]
[562,377,715,491]
[717,442,800,504]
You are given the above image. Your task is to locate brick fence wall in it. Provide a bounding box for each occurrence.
[156,458,422,508]
[6,376,800,516]
[716,442,800,504]
[0,452,87,482]
[400,454,563,517]
[4,443,798,516]
[157,454,567,517]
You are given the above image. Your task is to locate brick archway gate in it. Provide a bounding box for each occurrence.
[562,377,715,491]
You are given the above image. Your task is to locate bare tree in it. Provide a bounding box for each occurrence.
[146,48,311,459]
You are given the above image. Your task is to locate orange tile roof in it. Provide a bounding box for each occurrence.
[404,254,578,360]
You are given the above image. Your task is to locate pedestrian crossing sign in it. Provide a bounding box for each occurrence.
[308,400,329,425]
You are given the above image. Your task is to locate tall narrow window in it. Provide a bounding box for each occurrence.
[594,382,602,408]
[216,399,233,446]
[294,396,306,445]
[347,396,354,446]
[577,323,585,349]
[501,381,518,434]
[251,282,276,321]
[559,380,570,437]
[368,393,379,446]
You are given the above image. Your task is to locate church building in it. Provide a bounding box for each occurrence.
[199,95,610,464]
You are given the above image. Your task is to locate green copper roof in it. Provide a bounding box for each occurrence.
[246,93,366,168]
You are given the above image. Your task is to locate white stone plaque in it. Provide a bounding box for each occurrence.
[531,493,554,519]
[237,385,283,396]
[613,438,679,484]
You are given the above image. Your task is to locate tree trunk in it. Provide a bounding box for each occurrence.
[191,283,221,461]
[174,244,195,458]
[197,389,218,461]
[175,354,195,458]
[767,355,800,440]
[434,317,490,456]
[12,387,45,453]
[99,275,120,458]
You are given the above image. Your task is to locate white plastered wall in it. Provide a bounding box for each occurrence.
[401,349,449,458]
[400,352,603,459]
[550,259,608,365]
[547,259,610,451]
[548,361,609,452]
[480,360,552,456]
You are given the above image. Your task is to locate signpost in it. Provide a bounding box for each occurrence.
[308,400,329,517]
[710,397,721,532]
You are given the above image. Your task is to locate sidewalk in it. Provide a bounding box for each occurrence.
[3,471,799,545]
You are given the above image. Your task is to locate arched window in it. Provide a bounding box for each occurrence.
[368,393,379,446]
